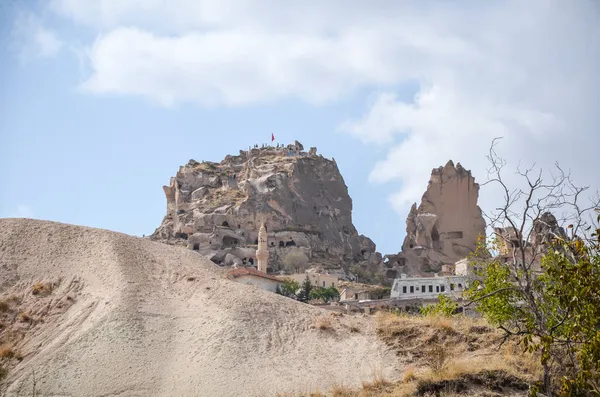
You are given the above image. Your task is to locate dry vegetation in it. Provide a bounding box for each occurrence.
[204,188,247,209]
[31,282,53,296]
[315,316,334,331]
[0,279,78,384]
[279,311,541,397]
[191,161,219,173]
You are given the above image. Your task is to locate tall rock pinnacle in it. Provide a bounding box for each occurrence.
[382,161,486,276]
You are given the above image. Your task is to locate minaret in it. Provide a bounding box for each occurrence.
[256,220,269,273]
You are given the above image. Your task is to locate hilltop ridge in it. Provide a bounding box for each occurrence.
[0,218,398,395]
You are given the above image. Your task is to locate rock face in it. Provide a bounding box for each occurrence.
[151,142,381,274]
[529,212,567,252]
[383,161,486,276]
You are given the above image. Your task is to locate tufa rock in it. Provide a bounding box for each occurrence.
[383,160,486,276]
[151,142,380,275]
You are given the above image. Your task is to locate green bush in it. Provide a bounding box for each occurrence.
[420,294,458,317]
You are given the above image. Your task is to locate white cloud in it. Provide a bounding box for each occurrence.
[334,1,600,223]
[46,0,600,223]
[50,1,482,106]
[11,12,63,62]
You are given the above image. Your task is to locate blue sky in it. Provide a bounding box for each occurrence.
[1,0,599,255]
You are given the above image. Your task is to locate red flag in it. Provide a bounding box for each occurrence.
[271,133,275,142]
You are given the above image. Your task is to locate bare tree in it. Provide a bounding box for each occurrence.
[282,251,309,274]
[482,137,598,267]
[465,137,600,396]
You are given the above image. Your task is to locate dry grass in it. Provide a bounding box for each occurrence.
[315,316,333,331]
[231,313,540,397]
[0,344,15,359]
[422,340,541,384]
[361,375,394,395]
[31,282,52,296]
[330,384,359,397]
[18,312,33,323]
[0,300,9,312]
[424,315,454,332]
[367,311,541,396]
[424,344,451,375]
[402,366,417,383]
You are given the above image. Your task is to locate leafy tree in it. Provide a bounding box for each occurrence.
[309,286,340,303]
[463,138,600,396]
[539,223,600,396]
[325,286,340,302]
[299,275,313,302]
[277,278,300,299]
[420,294,459,317]
[283,251,309,273]
[309,288,323,302]
[371,286,392,299]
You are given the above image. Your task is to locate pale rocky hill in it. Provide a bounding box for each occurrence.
[151,141,381,276]
[0,218,399,397]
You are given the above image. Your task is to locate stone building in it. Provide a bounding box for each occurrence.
[226,267,283,293]
[338,282,389,302]
[286,272,340,289]
[390,273,467,300]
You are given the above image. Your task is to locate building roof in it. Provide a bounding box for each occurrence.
[337,281,388,294]
[226,267,283,283]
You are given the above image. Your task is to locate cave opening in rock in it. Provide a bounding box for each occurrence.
[193,243,200,251]
[222,221,230,227]
[285,240,296,247]
[222,236,238,248]
[431,226,440,241]
[279,241,285,247]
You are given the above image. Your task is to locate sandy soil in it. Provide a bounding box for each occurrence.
[0,218,400,397]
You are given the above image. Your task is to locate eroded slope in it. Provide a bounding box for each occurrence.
[0,218,398,397]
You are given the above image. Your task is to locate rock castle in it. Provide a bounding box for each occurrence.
[152,142,487,281]
[151,141,381,276]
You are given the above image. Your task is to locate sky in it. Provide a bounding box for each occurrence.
[1,0,599,255]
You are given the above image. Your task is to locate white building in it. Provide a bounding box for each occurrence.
[390,273,467,300]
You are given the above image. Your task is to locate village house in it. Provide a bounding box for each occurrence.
[338,281,390,302]
[226,267,283,293]
[286,272,340,289]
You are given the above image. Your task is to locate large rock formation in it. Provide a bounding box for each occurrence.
[151,142,381,275]
[383,160,486,276]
